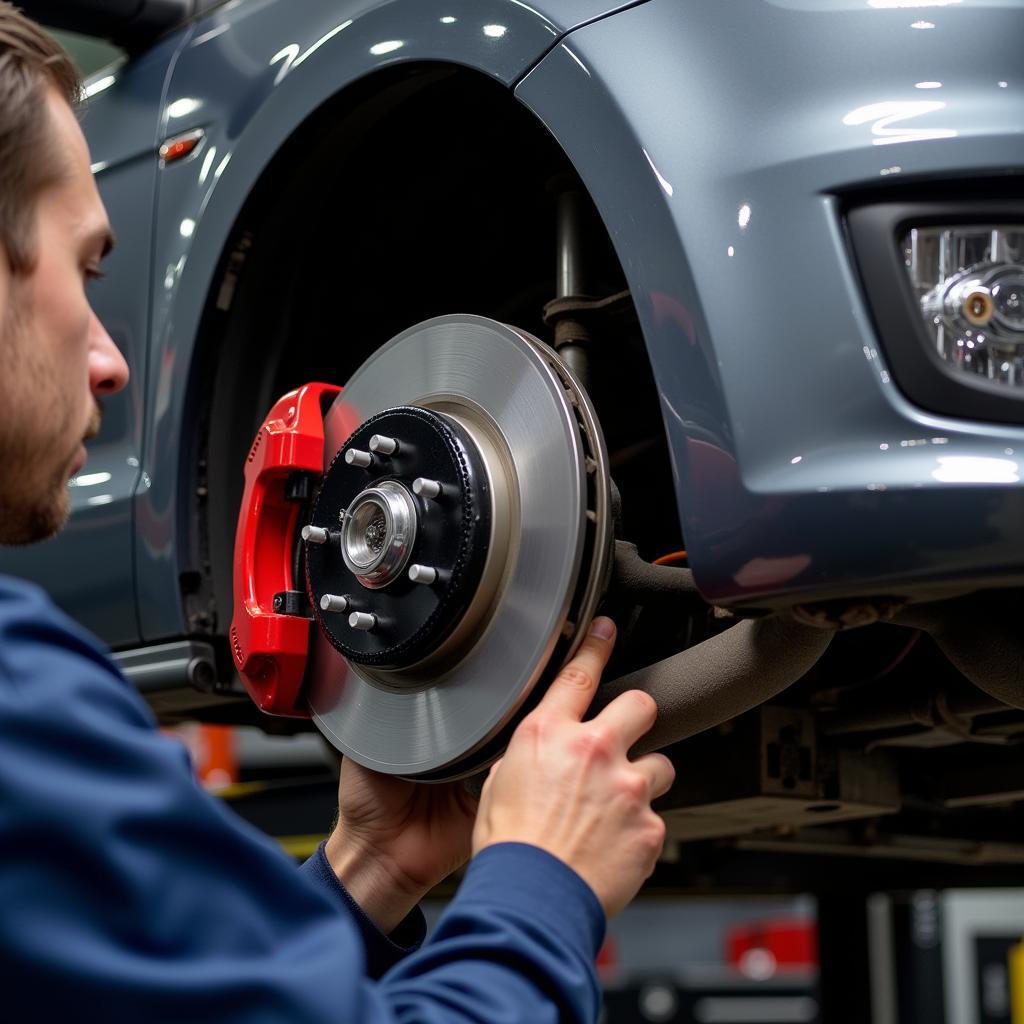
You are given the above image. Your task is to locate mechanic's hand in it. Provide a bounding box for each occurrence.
[325,760,477,934]
[472,616,674,919]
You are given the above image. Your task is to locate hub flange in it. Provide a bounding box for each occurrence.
[305,406,492,669]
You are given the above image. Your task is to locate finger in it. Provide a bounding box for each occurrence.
[631,752,675,800]
[589,688,658,752]
[537,617,617,720]
[479,758,503,800]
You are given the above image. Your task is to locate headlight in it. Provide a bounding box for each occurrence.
[905,226,1024,387]
[848,198,1024,424]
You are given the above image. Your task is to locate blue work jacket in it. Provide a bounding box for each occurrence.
[0,576,604,1021]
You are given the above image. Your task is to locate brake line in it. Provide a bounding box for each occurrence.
[653,549,687,566]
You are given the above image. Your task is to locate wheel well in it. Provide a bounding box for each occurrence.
[187,62,679,643]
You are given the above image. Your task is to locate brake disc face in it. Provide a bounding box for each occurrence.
[304,315,611,780]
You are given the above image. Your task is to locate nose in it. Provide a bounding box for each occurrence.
[88,311,129,396]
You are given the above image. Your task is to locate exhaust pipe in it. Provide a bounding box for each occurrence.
[596,616,834,755]
[892,595,1024,711]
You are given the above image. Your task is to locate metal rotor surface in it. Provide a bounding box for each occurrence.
[307,315,590,776]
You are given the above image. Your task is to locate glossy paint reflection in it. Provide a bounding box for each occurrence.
[516,0,1024,605]
[842,99,956,145]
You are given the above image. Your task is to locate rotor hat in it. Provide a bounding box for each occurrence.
[305,406,492,669]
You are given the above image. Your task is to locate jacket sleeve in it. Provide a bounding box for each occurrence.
[298,841,427,979]
[0,578,605,1024]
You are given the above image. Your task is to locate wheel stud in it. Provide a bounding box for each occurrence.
[349,611,377,631]
[369,434,399,455]
[345,449,372,468]
[408,564,438,585]
[412,477,441,499]
[320,594,350,613]
[301,525,329,545]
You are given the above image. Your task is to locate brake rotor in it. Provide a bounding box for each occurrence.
[303,315,611,780]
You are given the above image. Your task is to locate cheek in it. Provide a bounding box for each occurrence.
[34,277,93,386]
[32,250,93,364]
[12,299,86,442]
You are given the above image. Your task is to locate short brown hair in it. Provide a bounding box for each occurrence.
[0,3,79,273]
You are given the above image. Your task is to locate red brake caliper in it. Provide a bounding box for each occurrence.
[230,382,341,717]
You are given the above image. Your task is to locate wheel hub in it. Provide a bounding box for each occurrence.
[305,405,496,670]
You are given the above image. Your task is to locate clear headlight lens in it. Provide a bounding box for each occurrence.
[903,226,1024,388]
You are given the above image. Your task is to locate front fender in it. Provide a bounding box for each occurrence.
[516,0,1024,607]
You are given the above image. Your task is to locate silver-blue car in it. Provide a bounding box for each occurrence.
[17,0,1024,885]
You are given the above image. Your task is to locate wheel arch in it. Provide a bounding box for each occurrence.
[166,61,665,644]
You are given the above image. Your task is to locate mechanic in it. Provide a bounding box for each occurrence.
[0,6,675,1020]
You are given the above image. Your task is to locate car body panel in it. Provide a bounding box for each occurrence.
[516,0,1024,606]
[134,0,655,640]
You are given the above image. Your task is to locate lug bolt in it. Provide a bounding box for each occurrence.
[349,611,377,631]
[412,477,442,499]
[320,594,350,613]
[301,525,329,545]
[408,564,438,585]
[369,434,399,455]
[345,449,372,468]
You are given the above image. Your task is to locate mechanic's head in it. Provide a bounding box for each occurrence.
[0,3,128,544]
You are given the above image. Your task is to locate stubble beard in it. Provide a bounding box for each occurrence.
[0,298,100,545]
[0,407,79,547]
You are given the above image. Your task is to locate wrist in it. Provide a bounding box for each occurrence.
[325,830,426,935]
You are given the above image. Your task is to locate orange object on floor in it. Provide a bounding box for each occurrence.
[165,724,239,790]
[196,725,238,790]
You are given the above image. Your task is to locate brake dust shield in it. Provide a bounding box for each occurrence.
[236,315,611,780]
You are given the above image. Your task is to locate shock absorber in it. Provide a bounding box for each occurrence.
[547,176,594,394]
